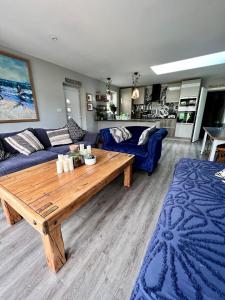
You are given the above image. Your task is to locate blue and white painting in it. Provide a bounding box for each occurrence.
[0,52,39,122]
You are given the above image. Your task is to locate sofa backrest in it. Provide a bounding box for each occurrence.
[0,128,35,154]
[100,126,157,146]
[33,128,51,148]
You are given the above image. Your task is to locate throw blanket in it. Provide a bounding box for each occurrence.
[131,158,225,300]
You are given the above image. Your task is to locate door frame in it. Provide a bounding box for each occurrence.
[63,82,83,127]
[192,85,225,142]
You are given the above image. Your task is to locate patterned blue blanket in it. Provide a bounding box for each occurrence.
[131,159,225,300]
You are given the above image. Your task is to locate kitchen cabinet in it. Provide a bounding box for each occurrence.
[160,119,176,138]
[180,79,201,99]
[166,83,181,103]
[120,88,132,115]
[175,123,194,139]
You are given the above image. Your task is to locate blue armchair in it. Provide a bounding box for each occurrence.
[100,126,168,174]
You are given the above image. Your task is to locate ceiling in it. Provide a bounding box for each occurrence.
[1,0,225,87]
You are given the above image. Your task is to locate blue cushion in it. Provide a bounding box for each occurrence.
[33,128,51,148]
[47,145,70,154]
[131,158,225,300]
[0,150,57,176]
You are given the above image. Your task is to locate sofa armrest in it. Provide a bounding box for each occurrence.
[147,128,168,161]
[82,132,99,146]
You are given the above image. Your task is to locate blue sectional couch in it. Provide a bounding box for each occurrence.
[100,126,168,174]
[0,128,98,176]
[131,158,225,300]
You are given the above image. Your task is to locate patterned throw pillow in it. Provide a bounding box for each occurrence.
[110,127,132,143]
[47,127,72,147]
[5,130,44,156]
[67,118,87,142]
[138,126,156,146]
[0,139,12,161]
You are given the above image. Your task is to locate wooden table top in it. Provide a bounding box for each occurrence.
[0,148,134,234]
[204,126,225,141]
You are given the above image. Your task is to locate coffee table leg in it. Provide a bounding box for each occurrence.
[1,199,22,225]
[124,164,132,188]
[42,225,66,272]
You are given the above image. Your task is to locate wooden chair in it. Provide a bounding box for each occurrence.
[216,144,225,162]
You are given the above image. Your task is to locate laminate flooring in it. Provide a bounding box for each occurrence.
[0,140,204,300]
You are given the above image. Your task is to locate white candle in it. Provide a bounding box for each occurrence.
[56,160,63,174]
[87,145,92,154]
[68,157,74,171]
[80,144,84,154]
[58,154,64,161]
[63,158,69,173]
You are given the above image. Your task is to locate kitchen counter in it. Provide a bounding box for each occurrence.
[97,119,177,138]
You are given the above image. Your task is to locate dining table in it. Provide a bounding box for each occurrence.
[201,126,225,161]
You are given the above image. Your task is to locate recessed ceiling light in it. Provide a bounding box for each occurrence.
[151,51,225,75]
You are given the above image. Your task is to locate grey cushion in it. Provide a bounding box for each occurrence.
[110,127,132,143]
[4,130,44,156]
[138,126,156,146]
[47,127,72,147]
[67,118,87,142]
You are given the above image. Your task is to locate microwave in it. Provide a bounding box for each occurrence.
[179,98,197,107]
[177,111,195,124]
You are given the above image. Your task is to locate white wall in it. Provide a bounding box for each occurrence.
[0,45,118,133]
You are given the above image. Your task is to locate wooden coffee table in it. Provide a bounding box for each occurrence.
[0,148,134,272]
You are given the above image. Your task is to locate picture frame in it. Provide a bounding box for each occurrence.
[86,93,93,102]
[0,50,39,123]
[87,103,93,111]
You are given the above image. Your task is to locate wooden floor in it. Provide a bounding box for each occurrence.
[0,140,203,300]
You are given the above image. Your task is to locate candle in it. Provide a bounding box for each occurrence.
[56,160,63,174]
[58,154,64,161]
[63,158,69,173]
[87,145,92,154]
[79,144,85,154]
[68,157,74,171]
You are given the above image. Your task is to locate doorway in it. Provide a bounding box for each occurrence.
[63,84,82,127]
[200,91,225,138]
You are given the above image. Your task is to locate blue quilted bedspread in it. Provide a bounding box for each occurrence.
[131,158,225,300]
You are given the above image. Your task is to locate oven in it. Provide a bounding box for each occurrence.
[177,111,195,124]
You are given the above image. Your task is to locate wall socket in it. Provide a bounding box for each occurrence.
[56,108,62,113]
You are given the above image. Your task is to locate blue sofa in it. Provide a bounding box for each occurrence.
[131,158,225,300]
[100,126,168,174]
[0,128,98,176]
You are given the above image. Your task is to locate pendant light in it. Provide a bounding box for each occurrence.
[106,77,112,101]
[131,72,140,100]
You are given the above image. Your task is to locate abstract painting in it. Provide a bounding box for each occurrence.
[0,51,39,123]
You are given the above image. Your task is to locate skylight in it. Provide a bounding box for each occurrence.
[151,51,225,75]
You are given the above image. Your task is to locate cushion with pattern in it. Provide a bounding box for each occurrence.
[5,130,44,156]
[67,118,87,142]
[0,139,12,161]
[47,127,72,147]
[110,127,132,143]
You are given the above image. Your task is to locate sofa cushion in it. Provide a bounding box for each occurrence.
[47,145,70,154]
[109,127,132,143]
[47,127,72,146]
[103,144,147,158]
[0,128,35,154]
[138,126,156,145]
[0,150,57,176]
[5,130,44,156]
[33,128,51,148]
[67,118,87,142]
[0,138,12,161]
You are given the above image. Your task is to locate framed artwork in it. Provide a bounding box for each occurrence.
[0,51,39,123]
[86,93,93,102]
[87,103,93,111]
